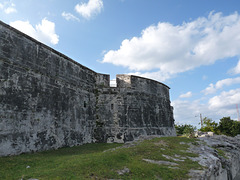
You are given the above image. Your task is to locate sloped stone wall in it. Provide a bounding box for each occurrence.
[0,20,175,157]
[0,21,98,156]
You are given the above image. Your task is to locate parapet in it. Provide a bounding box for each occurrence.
[116,74,132,88]
[116,74,170,98]
[96,73,110,88]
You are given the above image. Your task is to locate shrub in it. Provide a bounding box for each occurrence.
[175,124,196,137]
[199,117,219,134]
[218,117,240,137]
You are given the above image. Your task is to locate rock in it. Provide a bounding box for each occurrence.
[195,131,214,137]
[180,142,186,145]
[117,167,130,175]
[162,154,185,162]
[188,169,206,180]
[207,132,214,136]
[187,135,240,180]
[142,159,179,166]
[154,140,168,147]
[199,134,210,137]
[175,154,186,160]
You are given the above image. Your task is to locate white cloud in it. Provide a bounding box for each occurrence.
[0,1,17,14]
[62,12,80,22]
[128,71,171,83]
[102,12,240,81]
[172,99,207,127]
[229,59,240,74]
[5,6,16,14]
[179,91,192,98]
[208,88,240,114]
[202,76,240,95]
[202,83,216,95]
[10,18,59,45]
[10,20,37,39]
[0,3,4,9]
[75,0,103,19]
[172,88,240,127]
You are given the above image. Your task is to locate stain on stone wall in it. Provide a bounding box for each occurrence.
[0,20,175,156]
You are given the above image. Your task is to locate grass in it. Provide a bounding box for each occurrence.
[214,148,228,159]
[0,137,203,180]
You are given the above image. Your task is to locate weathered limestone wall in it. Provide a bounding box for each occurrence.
[95,75,175,143]
[0,21,98,156]
[0,20,175,157]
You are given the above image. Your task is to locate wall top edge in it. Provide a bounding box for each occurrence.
[0,20,98,75]
[116,74,170,89]
[0,20,169,89]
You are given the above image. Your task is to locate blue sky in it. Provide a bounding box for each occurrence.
[1,0,240,127]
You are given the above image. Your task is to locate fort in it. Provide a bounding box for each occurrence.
[0,20,175,156]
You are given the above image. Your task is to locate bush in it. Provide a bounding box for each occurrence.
[175,124,196,137]
[218,117,240,137]
[175,116,240,138]
[199,117,219,134]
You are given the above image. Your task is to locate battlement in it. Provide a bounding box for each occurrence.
[0,20,175,156]
[116,74,170,98]
[117,74,169,89]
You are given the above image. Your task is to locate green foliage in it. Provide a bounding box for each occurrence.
[214,148,228,159]
[231,121,240,136]
[218,117,232,136]
[175,116,240,137]
[218,117,240,137]
[175,124,196,136]
[0,137,202,180]
[196,116,240,137]
[199,117,219,134]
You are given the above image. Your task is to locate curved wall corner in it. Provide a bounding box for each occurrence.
[95,75,175,143]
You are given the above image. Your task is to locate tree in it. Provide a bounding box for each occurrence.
[218,117,240,137]
[175,124,196,137]
[231,120,240,137]
[199,117,219,134]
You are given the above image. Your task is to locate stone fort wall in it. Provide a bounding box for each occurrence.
[0,20,175,156]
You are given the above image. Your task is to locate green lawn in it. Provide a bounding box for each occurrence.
[0,137,202,180]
